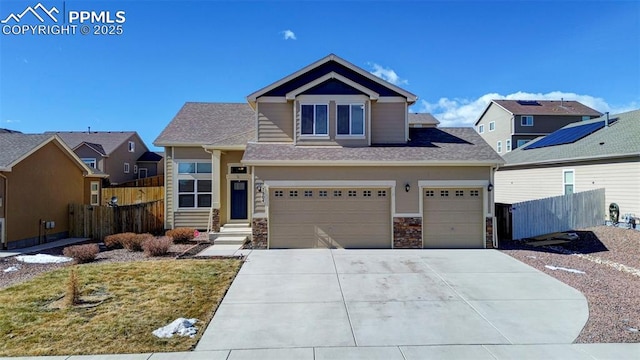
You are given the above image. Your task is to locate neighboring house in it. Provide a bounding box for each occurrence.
[0,133,107,249]
[475,99,601,154]
[155,54,504,249]
[46,131,163,185]
[495,109,640,217]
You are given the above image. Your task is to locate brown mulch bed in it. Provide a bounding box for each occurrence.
[0,241,211,290]
[500,225,640,343]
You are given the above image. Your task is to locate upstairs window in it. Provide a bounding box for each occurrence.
[478,124,484,134]
[506,139,512,152]
[489,121,495,131]
[516,139,531,148]
[128,141,135,152]
[582,116,591,121]
[337,104,365,136]
[301,104,328,135]
[81,158,97,169]
[521,115,534,126]
[124,162,130,173]
[497,141,502,153]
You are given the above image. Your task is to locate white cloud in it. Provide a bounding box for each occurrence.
[412,91,638,127]
[369,63,408,86]
[282,30,296,40]
[2,119,21,123]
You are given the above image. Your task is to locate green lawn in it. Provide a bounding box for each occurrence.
[0,259,242,356]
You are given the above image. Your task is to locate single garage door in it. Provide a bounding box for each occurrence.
[269,188,391,249]
[423,188,484,248]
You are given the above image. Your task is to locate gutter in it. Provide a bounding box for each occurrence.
[0,172,7,249]
[242,160,506,167]
[491,164,500,249]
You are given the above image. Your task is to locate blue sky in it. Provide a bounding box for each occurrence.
[1,0,638,151]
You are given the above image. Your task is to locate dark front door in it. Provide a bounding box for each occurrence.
[230,180,248,220]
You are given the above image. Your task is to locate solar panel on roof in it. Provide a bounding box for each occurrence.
[517,100,540,106]
[524,121,605,150]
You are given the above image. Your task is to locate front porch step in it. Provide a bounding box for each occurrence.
[211,234,249,245]
[222,223,250,229]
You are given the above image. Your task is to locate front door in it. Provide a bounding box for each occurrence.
[230,180,248,220]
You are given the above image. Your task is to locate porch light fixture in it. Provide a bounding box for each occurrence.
[405,183,411,192]
[488,183,494,192]
[256,184,263,193]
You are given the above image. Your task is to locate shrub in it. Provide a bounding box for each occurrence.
[104,232,137,249]
[142,236,173,257]
[166,228,196,243]
[121,233,153,252]
[63,244,99,264]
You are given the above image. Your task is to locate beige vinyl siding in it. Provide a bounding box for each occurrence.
[371,102,405,144]
[173,147,210,159]
[495,158,640,216]
[254,166,490,215]
[174,211,209,230]
[476,103,511,153]
[164,147,174,228]
[257,102,294,142]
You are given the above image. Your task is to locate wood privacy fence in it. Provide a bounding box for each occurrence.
[114,175,164,187]
[510,188,605,240]
[101,186,164,206]
[69,200,164,240]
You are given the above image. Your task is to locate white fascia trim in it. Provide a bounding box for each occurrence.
[418,180,489,188]
[256,97,288,103]
[244,160,504,167]
[253,213,267,218]
[286,72,379,100]
[377,97,407,103]
[264,180,396,188]
[202,145,247,151]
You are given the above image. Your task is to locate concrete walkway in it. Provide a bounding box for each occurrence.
[2,249,639,359]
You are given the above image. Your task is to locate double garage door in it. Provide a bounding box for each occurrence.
[269,188,391,249]
[267,186,484,249]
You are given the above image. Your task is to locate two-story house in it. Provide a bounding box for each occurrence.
[46,131,163,185]
[155,54,504,249]
[475,100,601,154]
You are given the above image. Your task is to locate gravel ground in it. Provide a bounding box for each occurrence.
[501,225,640,343]
[0,242,206,290]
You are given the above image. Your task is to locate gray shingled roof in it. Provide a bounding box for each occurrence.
[408,113,440,125]
[46,131,137,156]
[0,134,55,169]
[502,109,640,167]
[243,127,503,164]
[494,100,602,116]
[154,102,256,147]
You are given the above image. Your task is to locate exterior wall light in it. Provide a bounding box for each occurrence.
[488,183,494,192]
[405,183,411,192]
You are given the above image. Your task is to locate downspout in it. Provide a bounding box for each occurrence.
[491,164,500,249]
[0,172,7,249]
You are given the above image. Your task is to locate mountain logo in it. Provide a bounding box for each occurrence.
[1,2,59,24]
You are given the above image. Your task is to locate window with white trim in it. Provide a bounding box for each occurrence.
[478,124,484,134]
[489,121,495,131]
[124,162,130,173]
[289,190,298,197]
[425,190,434,197]
[177,161,212,208]
[337,104,365,136]
[133,164,138,174]
[582,116,591,121]
[517,139,531,148]
[497,141,502,153]
[440,190,449,197]
[521,115,534,126]
[128,141,135,152]
[563,170,574,195]
[319,190,328,197]
[90,181,99,205]
[506,139,512,152]
[377,190,386,197]
[301,104,328,135]
[348,190,357,197]
[304,190,313,197]
[363,190,371,197]
[274,190,284,197]
[333,190,342,197]
[455,190,464,197]
[81,158,97,169]
[470,190,479,197]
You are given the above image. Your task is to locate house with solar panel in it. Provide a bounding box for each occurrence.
[494,109,640,217]
[474,100,602,154]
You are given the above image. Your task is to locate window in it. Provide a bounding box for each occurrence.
[517,139,530,148]
[230,166,247,174]
[455,190,464,197]
[319,190,328,197]
[289,190,298,197]
[440,190,449,197]
[333,190,342,197]
[176,161,212,208]
[563,170,574,195]
[363,190,372,197]
[301,104,328,135]
[497,141,502,153]
[348,190,357,197]
[81,158,97,169]
[337,104,365,136]
[478,125,484,134]
[128,141,135,152]
[489,121,495,131]
[377,190,387,197]
[124,162,130,173]
[90,181,99,205]
[470,190,479,197]
[133,165,138,174]
[521,115,534,126]
[506,139,512,152]
[425,190,434,197]
[582,116,591,121]
[274,190,284,197]
[304,190,313,197]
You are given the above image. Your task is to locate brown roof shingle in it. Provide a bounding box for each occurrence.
[493,100,602,116]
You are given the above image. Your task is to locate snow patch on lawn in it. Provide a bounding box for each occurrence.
[15,254,73,264]
[152,318,199,338]
[3,266,19,273]
[545,265,585,274]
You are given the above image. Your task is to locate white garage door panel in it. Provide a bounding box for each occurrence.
[269,188,391,249]
[423,188,484,249]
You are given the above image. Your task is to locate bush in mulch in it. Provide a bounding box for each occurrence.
[122,233,154,252]
[63,244,100,264]
[104,232,135,249]
[165,228,196,243]
[142,236,173,257]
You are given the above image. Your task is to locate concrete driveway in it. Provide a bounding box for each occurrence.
[197,249,588,353]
